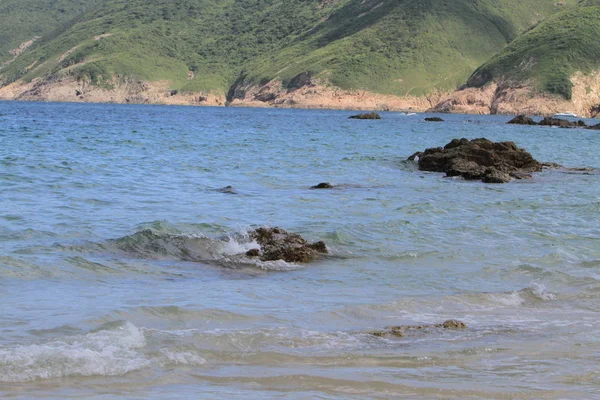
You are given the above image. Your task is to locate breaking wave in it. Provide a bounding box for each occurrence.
[0,320,207,383]
[105,227,305,271]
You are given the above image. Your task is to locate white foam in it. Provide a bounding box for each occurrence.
[0,321,149,382]
[219,236,261,256]
[159,348,206,366]
[488,291,526,307]
[220,256,301,271]
[530,283,557,301]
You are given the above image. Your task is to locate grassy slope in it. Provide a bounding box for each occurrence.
[0,0,577,97]
[0,0,97,63]
[243,0,577,96]
[466,0,600,99]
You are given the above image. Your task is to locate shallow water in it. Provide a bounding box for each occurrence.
[1,101,599,399]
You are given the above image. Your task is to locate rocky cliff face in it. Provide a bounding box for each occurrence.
[431,71,600,118]
[3,67,598,117]
[0,75,225,106]
[225,75,436,112]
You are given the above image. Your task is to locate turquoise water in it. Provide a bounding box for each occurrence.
[1,101,599,399]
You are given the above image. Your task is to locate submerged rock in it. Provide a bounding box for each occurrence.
[441,319,467,329]
[408,138,542,183]
[349,112,381,120]
[587,123,600,130]
[370,320,467,338]
[245,248,260,257]
[215,185,237,194]
[249,227,327,263]
[507,115,537,125]
[424,117,444,122]
[310,182,334,189]
[538,117,586,128]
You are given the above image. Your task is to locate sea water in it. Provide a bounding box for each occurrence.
[1,101,599,399]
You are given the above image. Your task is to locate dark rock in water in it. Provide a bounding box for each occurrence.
[542,162,564,169]
[407,151,422,161]
[482,168,511,184]
[309,241,327,253]
[424,117,444,122]
[538,117,586,128]
[440,319,467,329]
[349,112,381,120]
[310,182,333,189]
[370,320,467,338]
[245,248,260,257]
[509,171,533,180]
[250,227,328,263]
[507,115,537,125]
[587,123,600,130]
[409,137,542,183]
[216,185,236,194]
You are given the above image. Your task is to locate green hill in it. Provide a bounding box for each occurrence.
[0,0,97,63]
[0,0,578,100]
[466,0,600,100]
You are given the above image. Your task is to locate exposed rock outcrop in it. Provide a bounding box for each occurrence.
[507,115,537,125]
[310,182,333,189]
[370,320,467,338]
[409,138,543,183]
[349,112,381,120]
[0,76,226,106]
[430,71,600,118]
[588,123,600,130]
[507,115,590,127]
[245,227,327,263]
[538,117,586,128]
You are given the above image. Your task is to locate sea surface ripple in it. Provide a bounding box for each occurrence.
[1,101,599,399]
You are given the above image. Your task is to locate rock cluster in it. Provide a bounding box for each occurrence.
[587,123,600,130]
[507,115,587,128]
[245,227,328,263]
[310,182,333,189]
[408,138,542,183]
[507,115,537,125]
[538,117,586,128]
[349,112,381,120]
[370,320,467,338]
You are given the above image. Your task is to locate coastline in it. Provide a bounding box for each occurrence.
[1,74,599,117]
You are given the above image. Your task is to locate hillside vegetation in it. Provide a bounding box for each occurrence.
[466,0,600,99]
[0,0,97,63]
[0,0,578,100]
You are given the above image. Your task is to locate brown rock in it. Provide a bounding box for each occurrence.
[482,168,511,184]
[440,320,468,329]
[538,117,586,128]
[370,320,467,338]
[510,171,533,180]
[250,227,328,263]
[349,112,381,120]
[410,138,542,183]
[507,115,537,125]
[245,248,260,257]
[542,162,564,169]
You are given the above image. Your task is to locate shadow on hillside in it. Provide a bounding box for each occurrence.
[292,0,517,51]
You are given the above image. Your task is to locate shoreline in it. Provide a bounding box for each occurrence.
[1,76,598,117]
